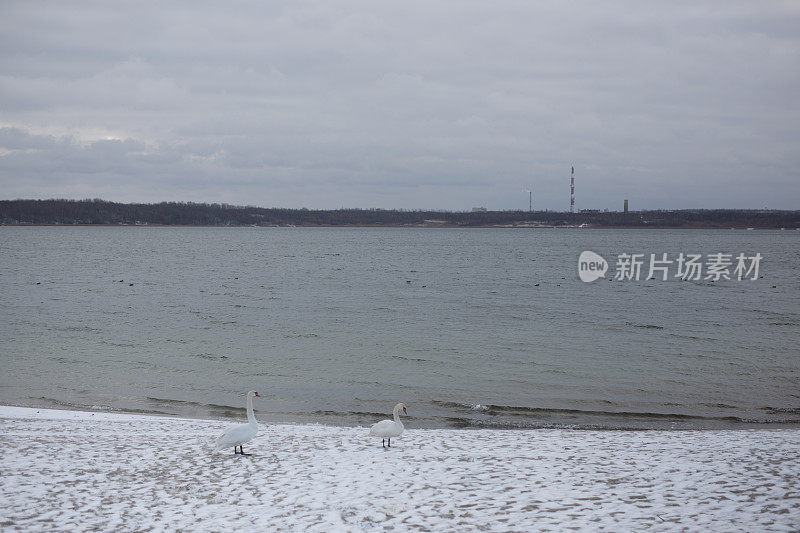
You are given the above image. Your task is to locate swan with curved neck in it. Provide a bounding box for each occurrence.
[369,403,407,448]
[215,390,260,455]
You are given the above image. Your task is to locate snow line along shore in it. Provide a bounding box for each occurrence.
[1,406,798,531]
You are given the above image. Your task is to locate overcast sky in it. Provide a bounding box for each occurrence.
[1,1,798,210]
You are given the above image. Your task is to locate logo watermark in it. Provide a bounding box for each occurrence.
[578,251,608,282]
[578,251,762,282]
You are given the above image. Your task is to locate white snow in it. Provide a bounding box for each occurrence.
[1,406,798,531]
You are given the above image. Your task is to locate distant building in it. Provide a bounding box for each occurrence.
[472,207,487,212]
[624,199,629,213]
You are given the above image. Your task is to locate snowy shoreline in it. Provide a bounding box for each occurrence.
[1,406,798,531]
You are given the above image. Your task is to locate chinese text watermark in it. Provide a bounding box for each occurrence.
[578,251,762,282]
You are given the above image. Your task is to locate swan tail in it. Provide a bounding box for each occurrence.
[212,431,230,452]
[206,436,222,454]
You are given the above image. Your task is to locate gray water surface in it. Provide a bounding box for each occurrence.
[1,226,798,429]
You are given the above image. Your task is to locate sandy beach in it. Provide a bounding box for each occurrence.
[1,406,798,531]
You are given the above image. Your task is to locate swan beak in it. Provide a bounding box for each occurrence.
[255,392,261,397]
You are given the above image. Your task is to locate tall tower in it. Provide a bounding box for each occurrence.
[570,166,575,213]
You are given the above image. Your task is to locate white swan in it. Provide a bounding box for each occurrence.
[369,402,407,447]
[215,390,260,455]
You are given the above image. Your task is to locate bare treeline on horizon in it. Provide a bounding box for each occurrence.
[1,199,798,229]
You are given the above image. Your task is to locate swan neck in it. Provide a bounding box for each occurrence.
[393,406,402,425]
[246,394,257,425]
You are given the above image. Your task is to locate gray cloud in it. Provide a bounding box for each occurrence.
[0,128,57,150]
[1,1,798,209]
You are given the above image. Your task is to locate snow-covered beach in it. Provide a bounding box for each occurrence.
[1,406,798,531]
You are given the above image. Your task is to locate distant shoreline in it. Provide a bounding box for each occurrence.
[2,199,799,229]
[1,223,796,229]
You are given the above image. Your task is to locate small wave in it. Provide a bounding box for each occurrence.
[669,334,717,342]
[760,407,800,415]
[32,396,115,411]
[430,400,798,426]
[144,397,248,418]
[698,403,738,409]
[30,397,171,416]
[312,409,390,419]
[145,396,232,410]
[188,353,229,360]
[391,355,435,363]
[626,322,664,330]
[438,418,608,430]
[61,325,102,333]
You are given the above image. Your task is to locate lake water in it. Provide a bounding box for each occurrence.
[1,226,798,429]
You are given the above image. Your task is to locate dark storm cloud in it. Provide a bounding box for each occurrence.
[1,1,798,209]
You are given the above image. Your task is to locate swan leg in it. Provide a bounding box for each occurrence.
[382,438,385,448]
[387,438,391,447]
[240,445,252,456]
